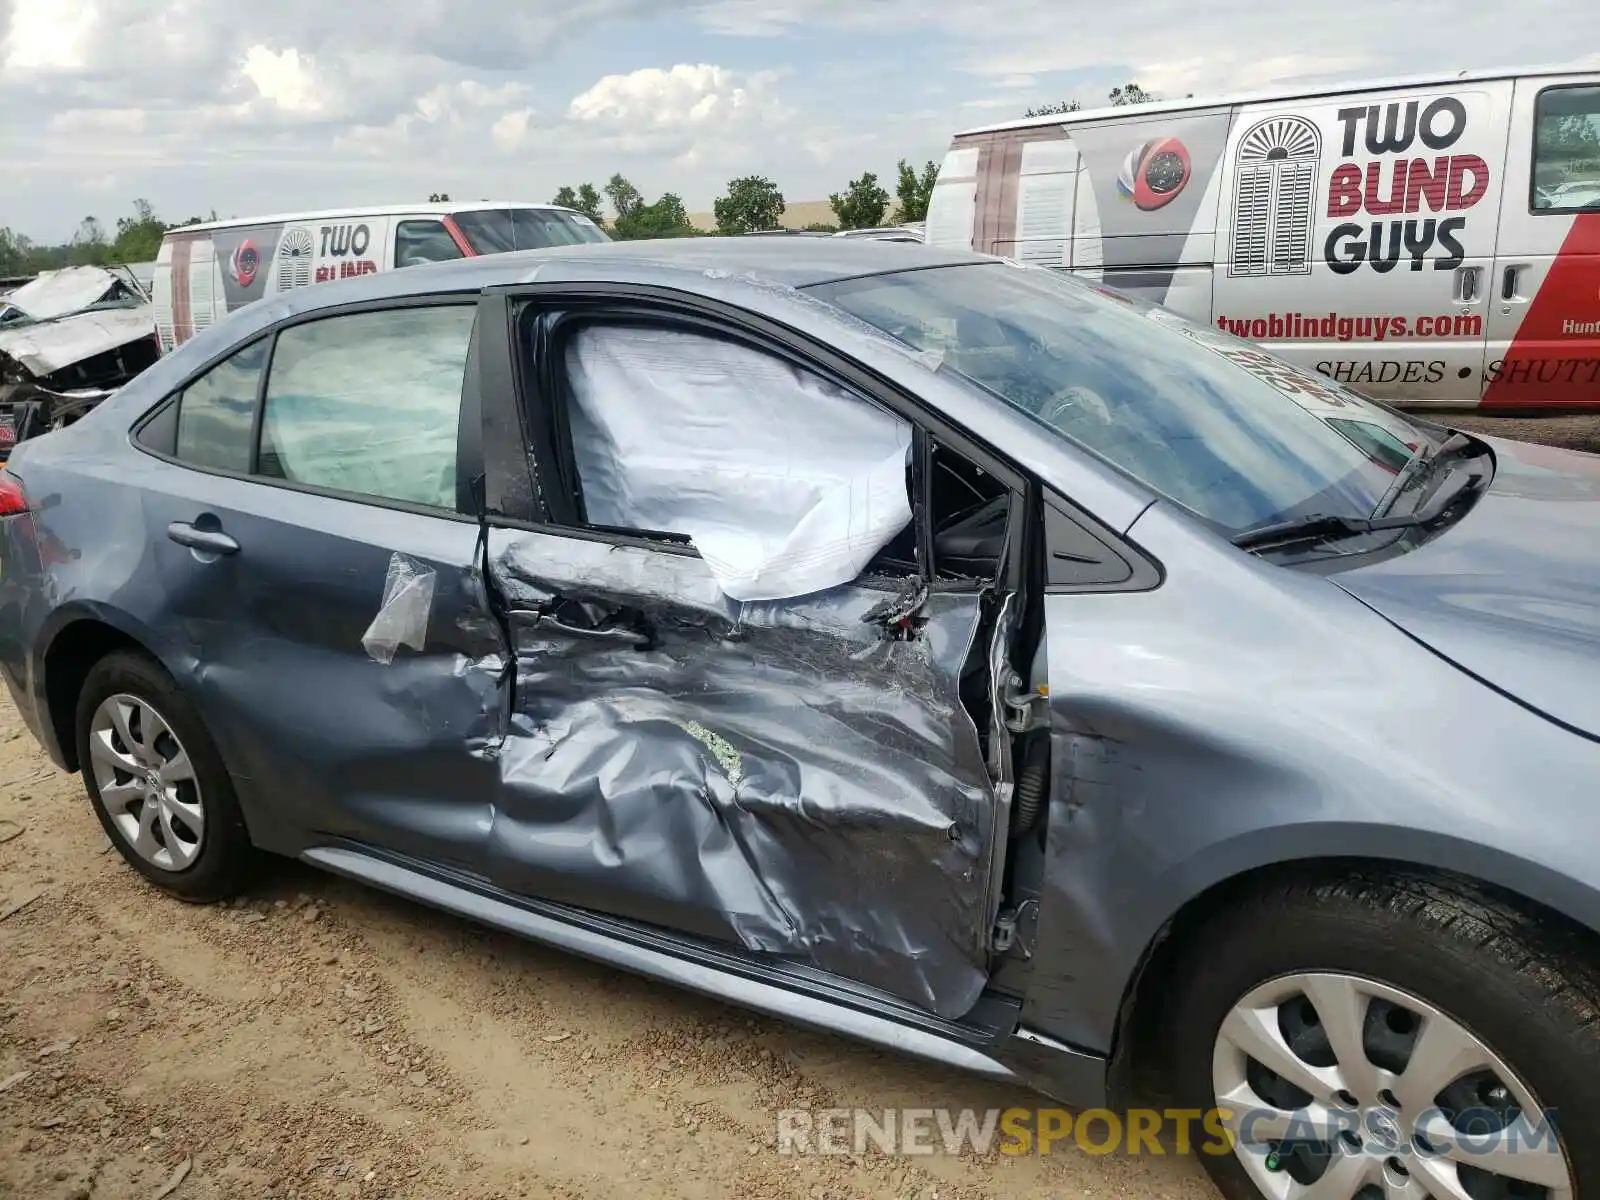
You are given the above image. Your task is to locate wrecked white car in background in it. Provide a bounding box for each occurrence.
[0,265,160,461]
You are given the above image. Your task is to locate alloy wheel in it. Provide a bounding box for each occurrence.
[1213,971,1573,1200]
[88,692,205,872]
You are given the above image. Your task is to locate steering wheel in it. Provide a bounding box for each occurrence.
[1037,385,1113,427]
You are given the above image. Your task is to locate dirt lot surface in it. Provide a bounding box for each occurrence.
[1445,411,1600,453]
[0,696,1215,1200]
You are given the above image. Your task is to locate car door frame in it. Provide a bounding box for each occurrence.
[119,287,504,866]
[470,279,1040,996]
[473,281,1030,533]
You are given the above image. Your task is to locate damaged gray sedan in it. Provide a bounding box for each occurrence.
[3,238,1600,1200]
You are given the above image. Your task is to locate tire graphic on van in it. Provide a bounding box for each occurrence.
[1229,116,1320,277]
[1118,137,1193,210]
[275,227,315,293]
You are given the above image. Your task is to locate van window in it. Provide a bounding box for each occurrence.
[1533,86,1600,212]
[395,220,465,268]
[454,208,609,252]
[257,306,475,509]
[173,340,267,472]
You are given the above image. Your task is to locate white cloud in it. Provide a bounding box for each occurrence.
[563,62,798,168]
[3,0,96,71]
[331,78,535,156]
[490,108,535,152]
[240,46,324,114]
[48,108,149,135]
[569,63,771,129]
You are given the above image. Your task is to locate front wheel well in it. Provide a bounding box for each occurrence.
[43,620,147,772]
[1106,856,1600,1109]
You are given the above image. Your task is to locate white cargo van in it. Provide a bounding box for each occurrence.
[928,66,1600,409]
[152,202,608,352]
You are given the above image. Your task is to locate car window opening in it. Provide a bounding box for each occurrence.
[541,319,1014,609]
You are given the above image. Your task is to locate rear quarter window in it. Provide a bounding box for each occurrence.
[171,340,267,472]
[256,306,476,509]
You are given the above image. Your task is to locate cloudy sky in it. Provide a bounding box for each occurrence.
[1,0,1594,241]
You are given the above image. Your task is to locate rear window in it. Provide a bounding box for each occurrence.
[453,209,610,253]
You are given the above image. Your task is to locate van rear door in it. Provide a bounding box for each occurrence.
[924,146,982,251]
[1482,74,1600,408]
[152,231,220,351]
[1211,81,1509,405]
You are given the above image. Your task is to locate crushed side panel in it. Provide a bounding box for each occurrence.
[485,527,997,1019]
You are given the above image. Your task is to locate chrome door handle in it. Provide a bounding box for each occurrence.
[167,521,239,555]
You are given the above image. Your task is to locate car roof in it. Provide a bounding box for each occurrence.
[245,236,993,317]
[170,202,584,235]
[957,61,1597,136]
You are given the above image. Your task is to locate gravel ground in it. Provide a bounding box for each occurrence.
[1443,411,1600,453]
[0,696,1215,1200]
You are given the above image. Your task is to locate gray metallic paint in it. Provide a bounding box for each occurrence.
[1332,435,1600,740]
[1025,487,1600,1056]
[485,526,1000,1018]
[302,843,1110,1104]
[4,239,1600,1111]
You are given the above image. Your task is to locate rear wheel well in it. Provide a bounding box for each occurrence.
[44,621,146,772]
[1107,856,1600,1109]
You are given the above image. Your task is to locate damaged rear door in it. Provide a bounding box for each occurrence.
[472,285,1033,1019]
[129,297,507,870]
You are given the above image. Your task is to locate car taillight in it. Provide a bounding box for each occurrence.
[0,471,28,515]
[0,425,14,448]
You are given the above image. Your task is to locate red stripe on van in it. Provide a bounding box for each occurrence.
[1481,213,1600,410]
[170,236,193,347]
[441,216,476,257]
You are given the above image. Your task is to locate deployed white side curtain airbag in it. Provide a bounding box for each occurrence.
[565,325,913,602]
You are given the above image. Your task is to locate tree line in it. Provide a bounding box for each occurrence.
[544,157,943,240]
[0,82,1178,275]
[0,201,216,279]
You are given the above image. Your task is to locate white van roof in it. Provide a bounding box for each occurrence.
[957,61,1599,136]
[171,202,582,235]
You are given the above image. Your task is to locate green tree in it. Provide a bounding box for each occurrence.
[109,198,166,264]
[604,174,644,222]
[0,228,34,278]
[1025,84,1163,118]
[713,175,785,236]
[574,183,604,223]
[830,171,890,230]
[613,192,697,240]
[68,216,110,267]
[894,159,940,223]
[802,222,840,233]
[553,183,605,222]
[1025,99,1081,117]
[1109,82,1155,106]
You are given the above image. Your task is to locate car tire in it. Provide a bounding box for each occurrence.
[1168,871,1597,1200]
[75,649,255,903]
